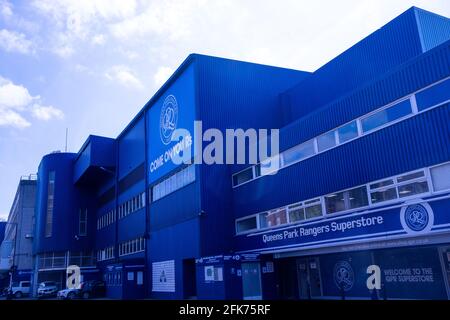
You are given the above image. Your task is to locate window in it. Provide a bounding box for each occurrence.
[288,203,305,223]
[259,156,280,176]
[370,179,397,204]
[259,208,287,228]
[317,131,336,152]
[236,216,257,233]
[137,271,144,285]
[141,192,146,207]
[234,163,445,234]
[398,180,429,197]
[153,165,196,199]
[118,237,145,256]
[431,163,450,191]
[45,171,55,237]
[369,170,429,204]
[79,209,87,236]
[233,167,254,186]
[361,100,412,133]
[338,121,358,143]
[326,186,368,214]
[396,171,429,198]
[304,199,323,219]
[282,140,315,167]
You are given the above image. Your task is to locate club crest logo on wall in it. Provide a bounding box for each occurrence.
[333,261,354,292]
[400,202,433,233]
[160,95,179,145]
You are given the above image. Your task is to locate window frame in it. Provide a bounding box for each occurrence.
[79,208,88,236]
[429,161,450,194]
[360,98,412,134]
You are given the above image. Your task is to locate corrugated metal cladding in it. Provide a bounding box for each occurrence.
[233,103,450,216]
[34,153,94,254]
[149,180,201,232]
[415,7,450,52]
[276,39,450,153]
[195,55,309,255]
[282,7,425,122]
[118,115,145,180]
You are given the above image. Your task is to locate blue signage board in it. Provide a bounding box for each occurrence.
[319,251,373,298]
[374,246,447,299]
[318,246,448,299]
[235,197,450,254]
[147,63,196,184]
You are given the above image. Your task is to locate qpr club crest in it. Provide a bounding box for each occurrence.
[400,203,433,233]
[333,261,354,292]
[160,95,179,145]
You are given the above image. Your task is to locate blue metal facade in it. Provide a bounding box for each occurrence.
[31,7,450,299]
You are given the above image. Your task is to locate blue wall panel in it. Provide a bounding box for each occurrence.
[118,116,145,180]
[34,153,95,254]
[274,40,450,156]
[148,218,200,299]
[147,63,196,184]
[196,55,309,257]
[118,209,146,242]
[415,7,450,52]
[416,77,450,111]
[149,180,201,232]
[233,103,450,217]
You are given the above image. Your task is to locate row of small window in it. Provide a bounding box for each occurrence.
[104,272,122,286]
[118,192,146,219]
[118,237,146,257]
[152,164,195,202]
[233,98,414,187]
[97,209,116,230]
[236,162,450,234]
[97,246,115,262]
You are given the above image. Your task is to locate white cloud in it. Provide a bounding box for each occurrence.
[0,76,64,128]
[0,0,12,18]
[153,66,174,87]
[105,65,144,90]
[91,34,106,45]
[0,109,30,128]
[108,0,199,41]
[0,29,34,54]
[31,0,137,57]
[0,76,35,110]
[31,104,64,121]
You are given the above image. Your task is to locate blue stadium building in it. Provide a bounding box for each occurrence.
[32,7,450,299]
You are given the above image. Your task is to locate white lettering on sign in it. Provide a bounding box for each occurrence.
[150,134,193,173]
[384,267,434,283]
[262,215,384,243]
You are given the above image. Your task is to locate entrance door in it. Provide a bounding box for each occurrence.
[439,246,450,299]
[242,262,262,300]
[296,258,322,299]
[183,259,197,299]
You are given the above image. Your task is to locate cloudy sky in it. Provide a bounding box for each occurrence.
[0,0,449,220]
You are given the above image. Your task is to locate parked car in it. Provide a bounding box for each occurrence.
[79,280,106,299]
[37,281,58,298]
[57,288,80,300]
[8,281,31,299]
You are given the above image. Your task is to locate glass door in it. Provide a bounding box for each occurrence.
[297,257,322,299]
[242,262,262,300]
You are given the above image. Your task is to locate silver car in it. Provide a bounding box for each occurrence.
[57,288,80,300]
[37,281,58,298]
